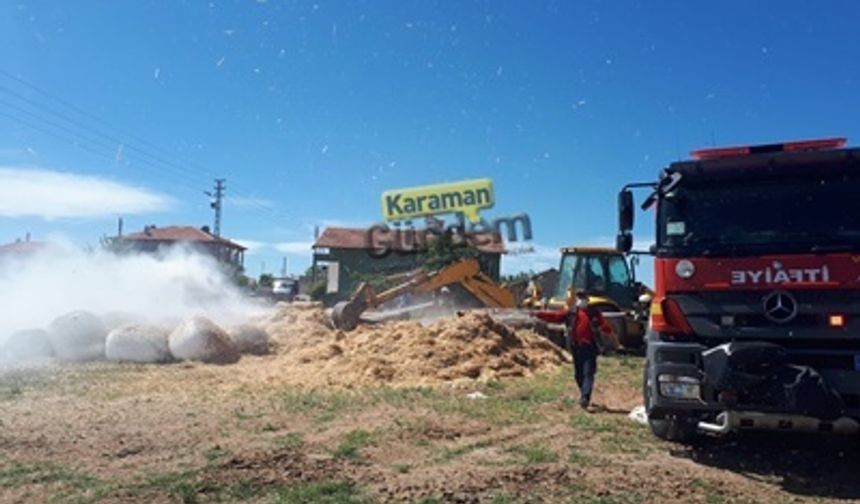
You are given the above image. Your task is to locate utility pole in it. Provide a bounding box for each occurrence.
[205,178,226,237]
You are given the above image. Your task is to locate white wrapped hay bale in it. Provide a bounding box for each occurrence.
[105,324,172,363]
[168,316,240,364]
[227,324,271,355]
[1,329,54,364]
[48,310,108,362]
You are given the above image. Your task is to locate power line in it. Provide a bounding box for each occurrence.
[0,97,195,185]
[0,108,206,195]
[0,69,213,178]
[0,84,213,183]
[0,69,293,226]
[0,69,293,229]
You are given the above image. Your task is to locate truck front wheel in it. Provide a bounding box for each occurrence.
[643,364,698,442]
[647,414,698,442]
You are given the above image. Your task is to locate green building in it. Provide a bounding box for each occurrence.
[311,226,504,305]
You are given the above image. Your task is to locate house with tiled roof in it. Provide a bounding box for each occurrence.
[0,235,50,260]
[120,225,246,269]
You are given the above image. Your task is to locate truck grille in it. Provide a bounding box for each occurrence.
[672,290,860,344]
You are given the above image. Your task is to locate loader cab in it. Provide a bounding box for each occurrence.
[551,247,635,310]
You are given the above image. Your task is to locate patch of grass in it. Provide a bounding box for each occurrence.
[432,394,544,426]
[0,460,148,503]
[567,446,596,466]
[487,496,520,504]
[595,354,646,389]
[569,414,617,434]
[502,372,568,405]
[140,470,207,503]
[0,371,57,402]
[234,407,266,421]
[367,386,438,407]
[134,471,373,504]
[617,354,639,369]
[392,463,411,474]
[439,439,493,462]
[424,371,573,426]
[0,382,23,401]
[332,429,373,460]
[258,422,279,432]
[484,379,506,391]
[0,461,99,490]
[139,470,198,489]
[272,481,371,504]
[278,390,357,424]
[228,480,266,500]
[274,431,306,450]
[569,494,645,504]
[203,446,232,462]
[598,419,656,457]
[509,443,559,465]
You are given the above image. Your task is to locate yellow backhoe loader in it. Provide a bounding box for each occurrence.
[544,246,652,349]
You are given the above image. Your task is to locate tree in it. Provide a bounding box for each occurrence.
[259,273,274,288]
[500,271,534,284]
[418,232,480,271]
[99,235,132,254]
[309,280,327,301]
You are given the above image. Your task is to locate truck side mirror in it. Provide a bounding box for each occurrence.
[616,232,632,253]
[618,190,634,232]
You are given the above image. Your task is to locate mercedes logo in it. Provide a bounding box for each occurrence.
[763,290,798,323]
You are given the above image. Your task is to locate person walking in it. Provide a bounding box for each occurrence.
[535,289,614,408]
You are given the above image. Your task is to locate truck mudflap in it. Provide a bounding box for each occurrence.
[698,411,860,435]
[701,342,845,420]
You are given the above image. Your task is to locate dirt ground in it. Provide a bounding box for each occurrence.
[2,305,860,503]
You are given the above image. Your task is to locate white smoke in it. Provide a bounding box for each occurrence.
[0,242,267,363]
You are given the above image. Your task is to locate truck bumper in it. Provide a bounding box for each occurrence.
[644,332,860,423]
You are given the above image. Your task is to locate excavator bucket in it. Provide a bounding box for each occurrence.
[330,298,367,331]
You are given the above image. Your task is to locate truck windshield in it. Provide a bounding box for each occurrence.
[657,171,860,256]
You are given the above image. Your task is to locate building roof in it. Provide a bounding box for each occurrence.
[0,240,49,256]
[122,226,246,250]
[313,226,506,254]
[559,246,621,256]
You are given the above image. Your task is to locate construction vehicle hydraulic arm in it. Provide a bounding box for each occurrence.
[329,259,515,330]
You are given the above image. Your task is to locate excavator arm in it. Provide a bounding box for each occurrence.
[329,259,515,330]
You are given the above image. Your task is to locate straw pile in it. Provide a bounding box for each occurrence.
[262,303,568,387]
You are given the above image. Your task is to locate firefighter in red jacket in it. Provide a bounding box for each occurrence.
[535,289,614,408]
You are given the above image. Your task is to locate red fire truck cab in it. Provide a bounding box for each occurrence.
[618,138,860,440]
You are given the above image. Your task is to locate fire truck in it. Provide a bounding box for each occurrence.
[618,138,860,440]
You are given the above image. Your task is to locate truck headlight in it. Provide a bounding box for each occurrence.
[658,374,701,400]
[675,260,695,279]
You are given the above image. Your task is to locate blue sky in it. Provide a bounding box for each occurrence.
[1,1,859,284]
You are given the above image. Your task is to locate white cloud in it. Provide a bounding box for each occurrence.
[233,239,267,253]
[0,167,171,219]
[226,195,275,209]
[228,239,314,255]
[274,241,314,255]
